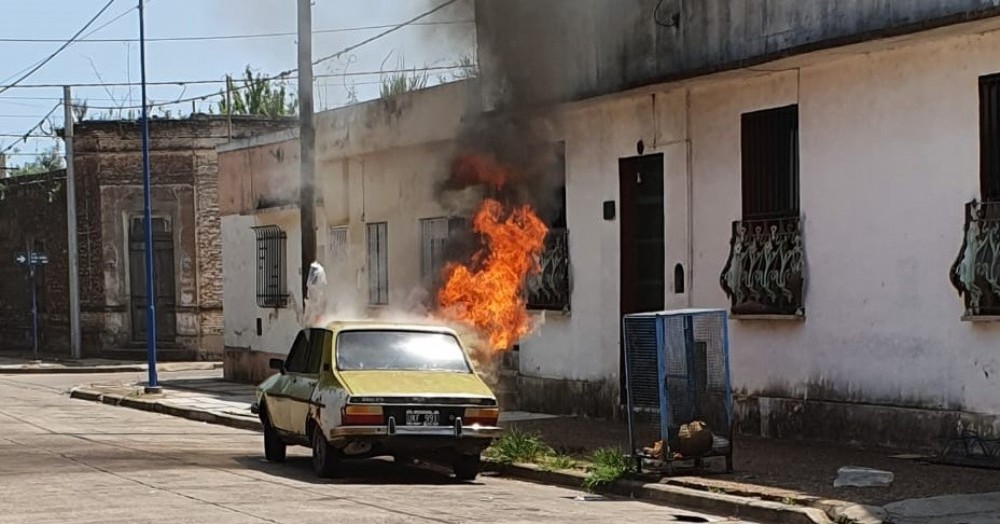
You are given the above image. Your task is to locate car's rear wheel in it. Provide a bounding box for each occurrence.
[261,411,286,463]
[311,428,340,478]
[453,453,481,481]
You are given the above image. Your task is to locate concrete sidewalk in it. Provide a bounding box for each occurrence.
[0,356,221,374]
[68,375,1000,524]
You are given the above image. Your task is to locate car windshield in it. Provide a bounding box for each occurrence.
[335,330,471,373]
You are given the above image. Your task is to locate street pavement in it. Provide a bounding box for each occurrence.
[0,371,755,524]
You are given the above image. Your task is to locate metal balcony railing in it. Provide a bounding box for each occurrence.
[527,228,571,312]
[720,216,805,317]
[950,200,1000,318]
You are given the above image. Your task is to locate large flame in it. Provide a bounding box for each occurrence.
[437,198,548,352]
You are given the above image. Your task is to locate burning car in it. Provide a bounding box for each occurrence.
[250,321,501,480]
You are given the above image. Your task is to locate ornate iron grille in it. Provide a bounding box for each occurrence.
[720,216,804,316]
[527,228,571,311]
[252,225,288,308]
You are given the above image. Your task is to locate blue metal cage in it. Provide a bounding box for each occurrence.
[622,308,733,473]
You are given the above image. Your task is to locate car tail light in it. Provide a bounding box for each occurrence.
[463,407,499,426]
[342,405,383,425]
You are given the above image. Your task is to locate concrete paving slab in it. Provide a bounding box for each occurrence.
[884,492,1000,524]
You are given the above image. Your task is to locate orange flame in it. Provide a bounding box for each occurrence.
[437,198,548,352]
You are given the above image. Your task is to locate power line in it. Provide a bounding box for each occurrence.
[0,0,118,97]
[313,0,462,66]
[0,20,474,44]
[1,1,473,131]
[0,65,470,91]
[81,4,139,41]
[0,102,61,156]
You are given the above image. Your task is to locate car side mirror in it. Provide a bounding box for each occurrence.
[269,358,285,374]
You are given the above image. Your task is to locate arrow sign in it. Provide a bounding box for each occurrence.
[14,253,27,265]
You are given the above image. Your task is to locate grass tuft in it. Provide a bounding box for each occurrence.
[582,447,631,492]
[539,454,578,472]
[484,428,554,465]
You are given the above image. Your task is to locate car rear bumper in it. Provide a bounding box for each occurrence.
[330,424,503,440]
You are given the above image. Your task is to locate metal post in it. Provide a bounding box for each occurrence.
[298,0,316,305]
[138,0,160,394]
[29,260,38,359]
[64,86,81,360]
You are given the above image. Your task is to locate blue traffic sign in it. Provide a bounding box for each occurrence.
[14,251,48,266]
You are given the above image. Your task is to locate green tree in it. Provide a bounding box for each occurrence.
[218,66,298,117]
[9,145,64,177]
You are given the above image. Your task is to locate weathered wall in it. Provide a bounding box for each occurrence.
[475,0,1000,106]
[221,209,304,360]
[0,171,69,352]
[520,25,1000,436]
[221,82,477,375]
[73,116,293,357]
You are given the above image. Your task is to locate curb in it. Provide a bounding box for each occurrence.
[487,463,832,524]
[2,362,222,375]
[69,387,262,432]
[70,388,831,524]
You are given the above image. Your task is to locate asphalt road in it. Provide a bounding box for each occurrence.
[0,371,754,524]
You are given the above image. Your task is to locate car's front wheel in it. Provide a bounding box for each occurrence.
[453,453,481,481]
[311,428,340,478]
[262,412,286,463]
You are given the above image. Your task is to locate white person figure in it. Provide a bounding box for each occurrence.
[303,261,328,328]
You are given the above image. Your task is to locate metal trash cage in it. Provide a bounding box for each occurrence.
[622,308,733,474]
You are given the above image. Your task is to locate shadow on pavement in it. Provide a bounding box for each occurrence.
[233,453,489,487]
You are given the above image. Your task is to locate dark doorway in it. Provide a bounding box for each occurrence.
[129,217,176,343]
[619,153,665,402]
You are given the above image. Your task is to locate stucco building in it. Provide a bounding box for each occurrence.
[221,2,1000,450]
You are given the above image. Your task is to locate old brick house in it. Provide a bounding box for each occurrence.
[0,115,293,359]
[0,170,70,352]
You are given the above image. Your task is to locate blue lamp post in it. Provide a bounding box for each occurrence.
[138,0,160,394]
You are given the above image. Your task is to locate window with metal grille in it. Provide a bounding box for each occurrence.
[527,141,570,311]
[420,217,465,284]
[328,226,348,266]
[252,225,288,308]
[366,222,388,306]
[740,105,799,219]
[980,74,1000,202]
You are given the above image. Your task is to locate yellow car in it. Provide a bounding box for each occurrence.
[250,321,502,480]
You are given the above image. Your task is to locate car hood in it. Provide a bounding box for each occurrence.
[337,370,495,399]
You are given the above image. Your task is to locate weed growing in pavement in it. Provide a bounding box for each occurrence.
[781,496,799,506]
[582,447,632,492]
[485,428,555,465]
[539,454,577,472]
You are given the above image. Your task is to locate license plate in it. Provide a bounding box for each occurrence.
[405,410,439,426]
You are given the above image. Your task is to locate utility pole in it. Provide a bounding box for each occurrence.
[64,86,81,360]
[138,0,160,393]
[297,0,317,304]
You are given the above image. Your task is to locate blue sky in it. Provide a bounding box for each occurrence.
[0,0,476,167]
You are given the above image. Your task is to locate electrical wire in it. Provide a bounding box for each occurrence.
[0,66,470,91]
[1,0,472,131]
[0,101,61,156]
[0,0,118,97]
[313,0,462,66]
[0,20,474,44]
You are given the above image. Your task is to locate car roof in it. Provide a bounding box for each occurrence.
[321,319,460,336]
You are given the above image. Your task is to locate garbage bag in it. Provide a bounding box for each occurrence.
[677,420,714,457]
